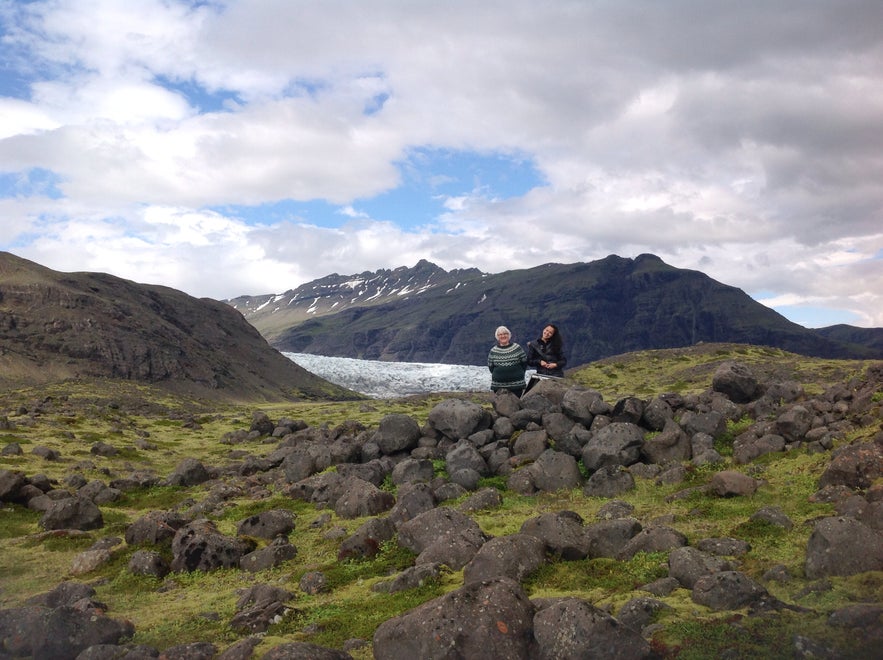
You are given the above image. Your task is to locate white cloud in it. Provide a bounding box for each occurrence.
[0,0,881,329]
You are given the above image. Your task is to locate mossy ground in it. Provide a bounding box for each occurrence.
[1,346,881,658]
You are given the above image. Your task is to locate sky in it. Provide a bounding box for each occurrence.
[1,0,882,329]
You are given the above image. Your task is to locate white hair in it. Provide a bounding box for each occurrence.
[495,326,511,338]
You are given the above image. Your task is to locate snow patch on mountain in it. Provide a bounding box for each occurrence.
[285,352,494,398]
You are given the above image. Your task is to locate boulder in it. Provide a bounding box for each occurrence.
[805,516,883,578]
[374,413,421,455]
[240,537,298,572]
[581,423,644,472]
[40,497,103,531]
[527,449,583,492]
[520,511,588,560]
[372,577,535,660]
[691,571,770,611]
[463,533,548,584]
[236,508,296,540]
[583,465,635,498]
[332,477,395,519]
[712,362,760,403]
[584,518,642,559]
[170,519,256,572]
[532,597,652,659]
[668,546,733,589]
[427,399,491,441]
[642,419,691,465]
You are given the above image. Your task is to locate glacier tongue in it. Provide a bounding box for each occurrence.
[285,352,494,399]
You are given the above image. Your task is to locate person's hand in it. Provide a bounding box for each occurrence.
[548,363,557,369]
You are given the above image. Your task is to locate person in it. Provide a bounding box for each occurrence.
[526,323,567,377]
[487,325,527,397]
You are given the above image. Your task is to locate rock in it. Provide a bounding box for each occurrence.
[166,457,212,487]
[584,518,642,559]
[617,526,687,560]
[527,449,583,492]
[338,517,396,560]
[520,510,588,560]
[459,487,503,512]
[426,399,491,441]
[125,510,189,546]
[733,433,785,464]
[581,422,644,472]
[445,440,489,476]
[374,413,421,454]
[750,506,794,530]
[696,537,751,556]
[680,410,726,439]
[642,419,691,464]
[0,605,134,659]
[240,537,298,572]
[709,470,758,497]
[236,508,296,539]
[691,570,770,611]
[40,496,104,531]
[712,361,760,403]
[805,516,883,578]
[775,405,813,442]
[532,597,652,659]
[561,388,604,426]
[372,577,535,660]
[583,465,635,498]
[371,563,444,594]
[616,596,673,633]
[668,546,733,589]
[128,549,170,577]
[332,477,395,519]
[463,533,548,584]
[396,507,489,566]
[170,519,256,572]
[388,483,437,528]
[818,441,883,490]
[391,458,435,485]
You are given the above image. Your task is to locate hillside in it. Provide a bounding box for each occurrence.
[229,254,881,366]
[0,346,880,658]
[0,252,357,402]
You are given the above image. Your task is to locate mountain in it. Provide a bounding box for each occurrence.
[815,324,883,354]
[0,252,357,402]
[228,254,882,366]
[227,259,483,344]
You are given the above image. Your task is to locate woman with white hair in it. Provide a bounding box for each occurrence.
[487,325,528,397]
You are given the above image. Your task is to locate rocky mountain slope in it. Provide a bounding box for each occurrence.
[229,254,881,366]
[0,252,355,402]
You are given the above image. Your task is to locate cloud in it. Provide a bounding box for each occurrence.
[0,0,881,328]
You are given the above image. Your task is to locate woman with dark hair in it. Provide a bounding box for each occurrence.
[526,323,567,377]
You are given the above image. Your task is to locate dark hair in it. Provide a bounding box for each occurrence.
[543,323,563,353]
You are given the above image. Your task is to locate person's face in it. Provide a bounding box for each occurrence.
[496,331,511,346]
[542,326,555,341]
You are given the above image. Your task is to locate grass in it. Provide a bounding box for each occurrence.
[0,345,881,658]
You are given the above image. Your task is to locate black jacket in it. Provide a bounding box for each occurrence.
[526,338,567,377]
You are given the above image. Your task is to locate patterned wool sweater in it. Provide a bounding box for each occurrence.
[487,342,527,390]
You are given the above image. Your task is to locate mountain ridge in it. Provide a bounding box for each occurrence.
[0,251,357,402]
[228,254,882,366]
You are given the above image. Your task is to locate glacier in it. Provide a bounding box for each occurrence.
[284,352,502,399]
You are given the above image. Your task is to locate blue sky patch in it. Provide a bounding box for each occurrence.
[0,168,64,199]
[154,75,241,113]
[211,148,545,230]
